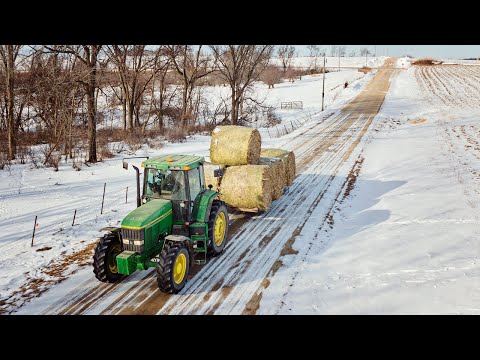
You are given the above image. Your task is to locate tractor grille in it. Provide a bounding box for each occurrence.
[121,228,145,253]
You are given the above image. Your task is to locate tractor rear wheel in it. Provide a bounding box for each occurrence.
[156,242,190,294]
[207,201,229,257]
[93,232,123,283]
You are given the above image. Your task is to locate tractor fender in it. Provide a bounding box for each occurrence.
[164,235,194,268]
[192,189,220,223]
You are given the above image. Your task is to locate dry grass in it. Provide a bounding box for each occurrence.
[165,127,187,143]
[0,242,97,314]
[412,58,443,66]
[98,143,114,160]
[408,117,428,124]
[358,66,372,74]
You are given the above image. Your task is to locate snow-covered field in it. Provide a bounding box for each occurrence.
[0,67,374,314]
[259,64,480,314]
[5,57,480,315]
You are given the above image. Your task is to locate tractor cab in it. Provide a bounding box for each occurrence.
[141,155,206,223]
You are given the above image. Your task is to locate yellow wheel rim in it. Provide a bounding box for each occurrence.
[214,212,226,246]
[108,243,122,274]
[173,253,187,284]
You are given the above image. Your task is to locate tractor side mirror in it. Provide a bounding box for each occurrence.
[123,161,128,170]
[214,168,224,177]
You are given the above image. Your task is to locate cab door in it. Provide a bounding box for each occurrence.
[186,166,203,216]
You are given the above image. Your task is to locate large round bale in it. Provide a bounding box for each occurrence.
[260,148,296,186]
[210,125,261,166]
[259,157,285,200]
[203,162,225,192]
[219,165,272,212]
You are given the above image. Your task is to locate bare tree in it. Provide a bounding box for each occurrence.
[338,46,347,57]
[360,47,371,56]
[0,45,22,160]
[106,45,164,131]
[260,64,282,89]
[330,45,338,57]
[211,45,274,125]
[349,49,356,57]
[45,45,102,163]
[27,49,83,163]
[307,45,323,70]
[166,45,215,129]
[277,45,296,73]
[149,50,174,130]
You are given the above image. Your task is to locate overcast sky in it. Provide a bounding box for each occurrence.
[295,45,480,59]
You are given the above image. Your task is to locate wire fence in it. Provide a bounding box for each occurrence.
[28,184,131,246]
[0,185,133,261]
[263,109,325,138]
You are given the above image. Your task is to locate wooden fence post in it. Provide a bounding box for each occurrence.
[101,183,106,214]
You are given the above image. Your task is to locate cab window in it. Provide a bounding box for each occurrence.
[188,167,202,202]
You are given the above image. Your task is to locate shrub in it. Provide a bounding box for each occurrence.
[166,128,187,143]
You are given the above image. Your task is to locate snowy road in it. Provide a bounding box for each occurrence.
[17,59,397,315]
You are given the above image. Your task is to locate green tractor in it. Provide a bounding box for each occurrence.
[92,154,228,294]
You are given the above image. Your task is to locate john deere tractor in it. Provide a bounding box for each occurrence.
[92,154,228,294]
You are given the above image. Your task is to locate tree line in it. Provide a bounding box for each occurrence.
[0,45,328,165]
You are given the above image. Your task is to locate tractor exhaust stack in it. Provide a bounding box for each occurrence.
[132,165,141,208]
[122,157,149,208]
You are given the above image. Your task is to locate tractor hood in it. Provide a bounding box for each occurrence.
[121,199,172,230]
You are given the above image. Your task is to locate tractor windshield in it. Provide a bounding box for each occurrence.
[144,168,187,201]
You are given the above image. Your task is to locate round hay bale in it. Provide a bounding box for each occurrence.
[219,165,272,211]
[210,125,261,166]
[259,157,285,200]
[203,162,224,192]
[260,148,296,186]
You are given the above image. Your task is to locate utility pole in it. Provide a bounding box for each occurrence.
[375,45,377,57]
[338,49,340,71]
[322,53,326,111]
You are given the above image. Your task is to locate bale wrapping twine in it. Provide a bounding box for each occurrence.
[260,148,296,186]
[259,157,285,200]
[219,165,273,211]
[210,125,261,166]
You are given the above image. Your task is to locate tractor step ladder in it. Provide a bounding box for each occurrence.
[192,234,207,265]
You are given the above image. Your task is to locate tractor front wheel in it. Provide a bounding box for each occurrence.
[93,232,123,283]
[156,242,190,294]
[207,201,229,257]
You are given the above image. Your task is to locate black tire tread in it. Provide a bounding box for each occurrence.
[207,200,228,256]
[93,233,122,283]
[156,242,189,294]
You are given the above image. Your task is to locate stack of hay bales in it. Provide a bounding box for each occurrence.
[206,125,296,212]
[259,157,285,200]
[260,148,296,186]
